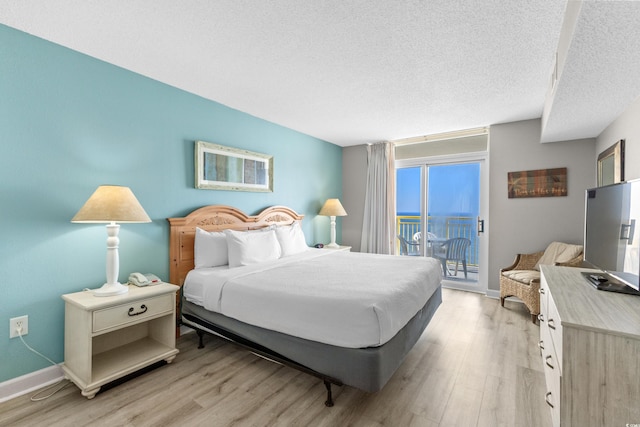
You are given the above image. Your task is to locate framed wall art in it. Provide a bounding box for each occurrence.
[195,140,273,192]
[507,167,567,198]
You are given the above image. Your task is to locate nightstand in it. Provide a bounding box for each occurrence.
[323,245,351,252]
[62,283,179,399]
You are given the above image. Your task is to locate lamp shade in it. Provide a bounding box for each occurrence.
[319,198,347,217]
[72,185,151,223]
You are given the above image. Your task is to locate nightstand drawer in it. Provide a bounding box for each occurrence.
[93,294,173,333]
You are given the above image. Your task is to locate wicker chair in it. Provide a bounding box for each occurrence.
[500,242,583,323]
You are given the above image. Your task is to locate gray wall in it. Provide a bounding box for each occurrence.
[488,119,595,291]
[341,119,597,293]
[596,95,640,181]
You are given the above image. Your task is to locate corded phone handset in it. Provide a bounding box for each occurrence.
[128,272,161,287]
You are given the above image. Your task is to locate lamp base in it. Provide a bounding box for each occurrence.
[93,282,129,297]
[325,242,340,249]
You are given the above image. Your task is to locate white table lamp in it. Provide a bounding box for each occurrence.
[72,185,151,296]
[319,198,347,248]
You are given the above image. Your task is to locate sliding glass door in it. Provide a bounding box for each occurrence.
[396,157,487,293]
[427,163,480,289]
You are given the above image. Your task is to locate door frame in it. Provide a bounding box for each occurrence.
[396,151,489,294]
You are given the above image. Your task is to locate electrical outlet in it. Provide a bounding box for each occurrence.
[10,315,28,339]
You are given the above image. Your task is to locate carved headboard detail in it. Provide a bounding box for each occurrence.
[167,205,304,287]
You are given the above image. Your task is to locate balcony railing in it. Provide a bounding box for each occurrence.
[396,215,479,266]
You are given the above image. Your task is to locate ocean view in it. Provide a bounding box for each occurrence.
[396,163,480,265]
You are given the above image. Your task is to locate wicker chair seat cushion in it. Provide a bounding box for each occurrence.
[501,270,540,284]
[533,241,583,271]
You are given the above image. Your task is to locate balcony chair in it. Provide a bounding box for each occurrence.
[500,241,583,323]
[398,235,420,256]
[433,237,471,278]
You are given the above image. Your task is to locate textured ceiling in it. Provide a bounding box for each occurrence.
[1,1,638,147]
[540,1,640,143]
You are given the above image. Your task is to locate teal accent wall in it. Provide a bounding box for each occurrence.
[0,24,343,383]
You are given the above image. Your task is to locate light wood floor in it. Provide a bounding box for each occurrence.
[0,289,551,427]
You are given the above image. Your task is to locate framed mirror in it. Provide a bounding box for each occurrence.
[195,140,273,192]
[597,139,625,187]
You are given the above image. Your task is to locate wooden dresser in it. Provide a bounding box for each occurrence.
[539,266,640,426]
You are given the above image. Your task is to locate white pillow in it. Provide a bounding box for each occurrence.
[534,241,583,270]
[225,229,282,267]
[194,227,228,268]
[275,222,310,257]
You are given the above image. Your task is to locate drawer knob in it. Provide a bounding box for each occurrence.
[538,314,544,323]
[548,318,556,330]
[539,288,545,294]
[545,392,554,408]
[545,355,555,370]
[128,304,148,317]
[538,340,545,350]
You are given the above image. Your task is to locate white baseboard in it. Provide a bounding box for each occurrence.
[485,289,500,299]
[1,327,194,404]
[0,365,64,403]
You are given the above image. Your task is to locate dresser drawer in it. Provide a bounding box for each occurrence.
[539,277,549,315]
[541,311,561,427]
[540,273,561,426]
[546,292,563,372]
[538,278,550,353]
[542,346,561,427]
[93,294,173,333]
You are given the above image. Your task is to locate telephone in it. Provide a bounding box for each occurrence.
[128,272,161,287]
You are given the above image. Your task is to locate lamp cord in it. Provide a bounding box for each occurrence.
[16,327,70,401]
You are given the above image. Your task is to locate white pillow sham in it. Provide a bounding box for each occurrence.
[194,227,229,268]
[193,227,229,268]
[225,228,282,267]
[275,222,309,257]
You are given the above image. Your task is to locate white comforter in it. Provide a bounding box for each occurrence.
[183,250,441,348]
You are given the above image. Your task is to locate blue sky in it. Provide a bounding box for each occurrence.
[396,163,480,216]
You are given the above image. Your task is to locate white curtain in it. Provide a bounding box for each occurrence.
[360,142,396,254]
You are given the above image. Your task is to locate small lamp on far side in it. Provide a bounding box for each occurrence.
[72,185,151,296]
[319,198,347,248]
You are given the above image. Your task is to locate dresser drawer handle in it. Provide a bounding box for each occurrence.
[548,318,556,330]
[538,314,544,323]
[538,340,545,350]
[545,392,554,408]
[545,355,554,369]
[539,288,545,294]
[128,304,148,317]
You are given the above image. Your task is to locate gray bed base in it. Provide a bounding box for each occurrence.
[180,286,442,406]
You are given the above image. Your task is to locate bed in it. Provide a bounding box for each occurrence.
[168,205,442,406]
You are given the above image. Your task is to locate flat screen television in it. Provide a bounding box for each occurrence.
[583,180,640,294]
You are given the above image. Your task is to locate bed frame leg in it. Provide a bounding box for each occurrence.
[324,381,334,407]
[197,330,205,349]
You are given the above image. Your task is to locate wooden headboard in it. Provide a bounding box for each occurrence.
[167,205,304,286]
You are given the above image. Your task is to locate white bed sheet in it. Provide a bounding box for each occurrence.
[183,250,441,348]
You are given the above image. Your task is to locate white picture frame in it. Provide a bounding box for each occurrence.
[195,140,273,192]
